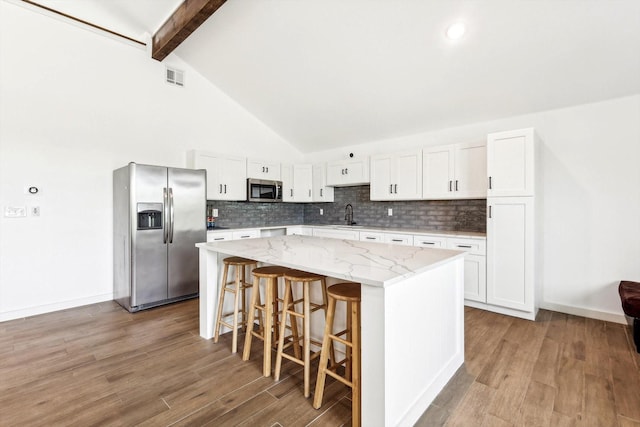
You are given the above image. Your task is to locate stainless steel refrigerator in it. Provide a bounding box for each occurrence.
[113,163,206,312]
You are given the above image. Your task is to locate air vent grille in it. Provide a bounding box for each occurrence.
[165,67,184,87]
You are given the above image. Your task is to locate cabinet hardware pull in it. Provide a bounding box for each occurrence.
[455,180,459,191]
[262,166,265,173]
[341,168,345,175]
[389,184,393,194]
[320,189,323,197]
[224,184,227,194]
[345,168,348,174]
[489,176,492,189]
[219,184,222,194]
[457,245,472,248]
[241,235,250,238]
[392,239,402,242]
[290,189,293,197]
[421,242,435,245]
[449,181,452,192]
[489,205,492,218]
[266,166,268,173]
[366,237,376,240]
[214,237,225,241]
[309,189,311,197]
[394,184,398,193]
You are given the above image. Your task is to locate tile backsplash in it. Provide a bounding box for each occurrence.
[207,185,486,232]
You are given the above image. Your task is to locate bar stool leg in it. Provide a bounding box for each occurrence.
[231,265,242,353]
[351,299,361,427]
[213,263,230,344]
[313,297,337,409]
[263,277,274,376]
[242,275,263,362]
[303,281,311,398]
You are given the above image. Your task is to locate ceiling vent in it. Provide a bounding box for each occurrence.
[165,66,184,87]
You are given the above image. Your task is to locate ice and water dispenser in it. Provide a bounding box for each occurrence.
[137,203,163,230]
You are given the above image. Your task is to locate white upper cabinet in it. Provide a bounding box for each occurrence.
[312,163,334,202]
[281,164,313,202]
[247,159,281,180]
[370,150,422,200]
[487,128,537,197]
[423,142,486,199]
[187,150,247,201]
[326,157,370,186]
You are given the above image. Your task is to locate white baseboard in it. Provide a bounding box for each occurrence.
[538,301,627,325]
[0,293,114,322]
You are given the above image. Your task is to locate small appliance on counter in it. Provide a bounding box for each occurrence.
[113,163,206,312]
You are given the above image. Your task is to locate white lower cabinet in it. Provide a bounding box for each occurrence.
[383,233,413,246]
[446,238,487,303]
[312,228,360,240]
[486,197,536,318]
[286,226,313,236]
[359,231,384,242]
[232,229,260,240]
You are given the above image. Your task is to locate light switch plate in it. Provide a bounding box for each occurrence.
[388,208,393,216]
[4,206,27,217]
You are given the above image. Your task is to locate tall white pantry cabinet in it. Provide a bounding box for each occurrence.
[484,128,542,321]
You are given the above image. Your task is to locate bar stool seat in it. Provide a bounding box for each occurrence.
[274,269,330,398]
[313,282,361,427]
[213,256,258,354]
[243,265,292,376]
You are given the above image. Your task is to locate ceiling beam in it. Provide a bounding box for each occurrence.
[152,0,226,62]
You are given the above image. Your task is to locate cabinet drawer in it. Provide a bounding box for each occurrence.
[383,233,414,246]
[446,238,486,256]
[413,235,448,248]
[207,231,232,242]
[360,231,384,242]
[232,229,260,240]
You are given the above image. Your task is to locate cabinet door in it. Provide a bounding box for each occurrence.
[247,159,281,180]
[462,254,487,303]
[422,146,454,199]
[293,164,313,202]
[193,153,223,200]
[370,155,393,200]
[312,164,334,202]
[487,128,535,197]
[454,142,487,198]
[486,197,534,312]
[395,150,422,199]
[281,164,294,202]
[219,156,247,200]
[326,159,370,186]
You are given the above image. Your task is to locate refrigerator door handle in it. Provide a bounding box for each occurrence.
[169,187,175,243]
[163,187,169,244]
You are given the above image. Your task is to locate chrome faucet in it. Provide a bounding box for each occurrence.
[345,204,354,226]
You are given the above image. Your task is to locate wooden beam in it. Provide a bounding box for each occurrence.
[152,0,226,62]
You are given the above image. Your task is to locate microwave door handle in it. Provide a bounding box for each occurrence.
[275,184,279,201]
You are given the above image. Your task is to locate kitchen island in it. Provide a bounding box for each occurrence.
[196,235,465,427]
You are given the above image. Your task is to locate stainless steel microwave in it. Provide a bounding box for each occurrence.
[247,179,282,202]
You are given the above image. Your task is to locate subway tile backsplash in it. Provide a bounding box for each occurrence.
[207,185,486,232]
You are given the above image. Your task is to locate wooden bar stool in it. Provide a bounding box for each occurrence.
[213,256,258,354]
[243,265,292,376]
[274,269,330,398]
[313,282,361,427]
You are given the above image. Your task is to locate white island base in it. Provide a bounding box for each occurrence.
[197,235,465,427]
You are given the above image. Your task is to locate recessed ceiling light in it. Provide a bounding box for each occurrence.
[445,22,466,40]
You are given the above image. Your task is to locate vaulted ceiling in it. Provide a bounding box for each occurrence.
[26,0,640,153]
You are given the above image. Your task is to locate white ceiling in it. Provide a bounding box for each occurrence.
[27,0,640,153]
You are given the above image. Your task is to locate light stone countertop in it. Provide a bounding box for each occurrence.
[196,234,465,288]
[207,224,485,239]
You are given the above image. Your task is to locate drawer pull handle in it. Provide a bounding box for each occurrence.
[457,245,473,248]
[366,237,376,240]
[392,239,403,242]
[214,237,225,241]
[240,235,250,238]
[421,242,435,245]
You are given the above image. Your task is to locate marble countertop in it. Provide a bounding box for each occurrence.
[207,224,485,239]
[196,234,465,288]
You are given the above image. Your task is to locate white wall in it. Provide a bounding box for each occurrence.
[0,2,302,320]
[305,95,640,322]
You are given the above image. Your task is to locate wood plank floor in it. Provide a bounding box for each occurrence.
[1,300,639,426]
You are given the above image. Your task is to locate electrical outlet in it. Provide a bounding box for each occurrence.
[213,209,219,217]
[388,208,393,216]
[320,209,323,215]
